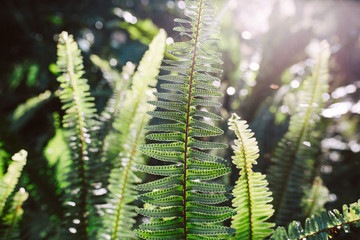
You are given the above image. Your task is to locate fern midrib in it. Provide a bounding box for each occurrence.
[65,38,89,238]
[296,218,360,240]
[182,1,203,238]
[274,55,323,221]
[237,130,254,240]
[111,113,147,239]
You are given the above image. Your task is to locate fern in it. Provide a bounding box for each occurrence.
[271,199,360,240]
[301,176,329,218]
[0,150,28,240]
[135,1,234,239]
[0,150,27,216]
[44,113,72,189]
[229,113,275,240]
[97,29,166,240]
[90,55,135,144]
[10,90,52,131]
[1,188,29,240]
[56,31,98,239]
[267,41,330,225]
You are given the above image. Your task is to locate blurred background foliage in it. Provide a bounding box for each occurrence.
[0,0,359,239]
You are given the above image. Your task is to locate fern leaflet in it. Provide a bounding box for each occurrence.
[1,188,29,240]
[0,150,28,240]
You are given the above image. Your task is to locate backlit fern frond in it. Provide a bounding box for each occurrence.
[1,188,29,240]
[229,114,274,240]
[90,55,135,143]
[135,1,234,239]
[56,31,98,239]
[301,176,329,218]
[97,29,166,240]
[0,150,28,240]
[0,150,27,216]
[271,199,360,240]
[267,41,330,225]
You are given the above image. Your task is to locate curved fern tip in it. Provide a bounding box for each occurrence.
[11,149,27,162]
[59,31,70,43]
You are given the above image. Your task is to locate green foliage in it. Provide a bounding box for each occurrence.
[10,91,52,131]
[301,177,329,218]
[3,1,360,240]
[0,144,9,179]
[267,42,330,225]
[0,150,28,240]
[229,114,275,240]
[44,113,71,188]
[0,150,27,216]
[135,0,234,239]
[91,55,135,144]
[97,29,166,240]
[118,19,160,45]
[56,31,98,239]
[271,199,360,240]
[1,188,29,240]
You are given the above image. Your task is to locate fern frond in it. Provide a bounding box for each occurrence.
[1,188,29,240]
[301,176,329,218]
[0,150,27,216]
[97,30,166,240]
[44,113,72,189]
[267,41,330,225]
[91,55,135,143]
[56,31,98,239]
[136,1,234,239]
[271,199,360,240]
[229,114,275,240]
[10,90,52,131]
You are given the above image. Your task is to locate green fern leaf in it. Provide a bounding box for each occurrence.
[301,176,329,218]
[92,56,135,145]
[271,199,360,240]
[229,114,275,240]
[0,150,27,238]
[267,41,330,225]
[56,31,99,239]
[136,1,234,238]
[1,188,29,240]
[97,30,166,240]
[0,150,27,216]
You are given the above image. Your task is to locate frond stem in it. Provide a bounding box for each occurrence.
[183,0,203,238]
